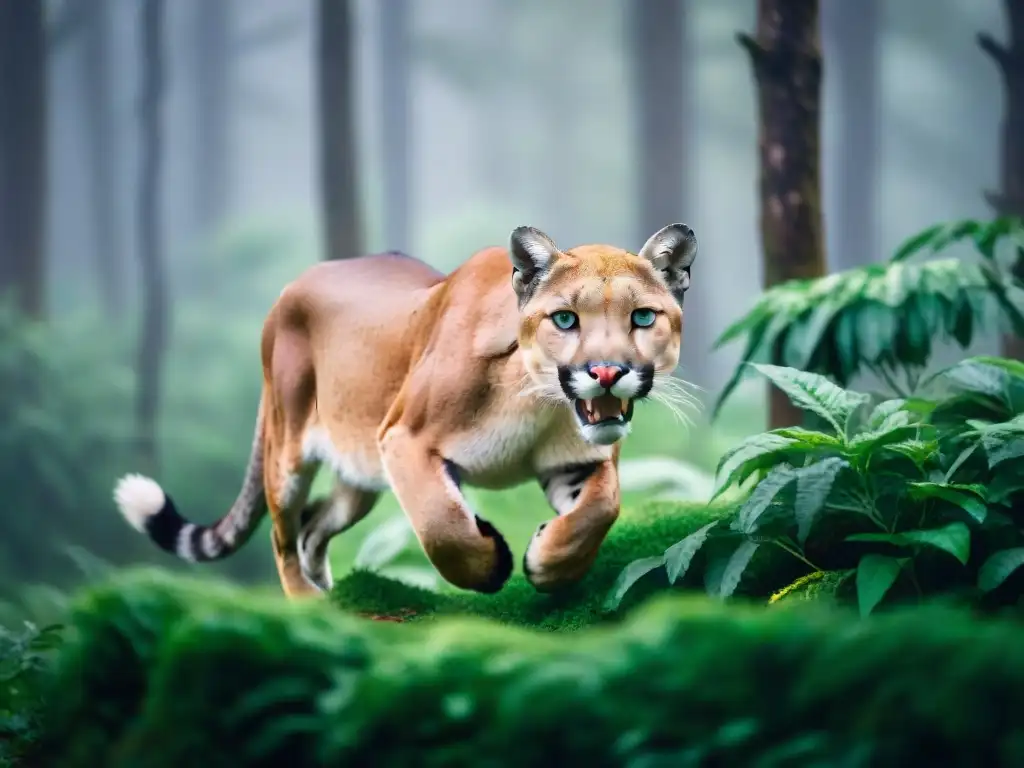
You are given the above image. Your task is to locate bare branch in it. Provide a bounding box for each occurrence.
[736,31,767,71]
[978,31,1011,73]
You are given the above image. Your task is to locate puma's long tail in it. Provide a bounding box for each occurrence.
[113,405,267,562]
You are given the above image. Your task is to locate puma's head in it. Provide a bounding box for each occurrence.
[510,223,698,446]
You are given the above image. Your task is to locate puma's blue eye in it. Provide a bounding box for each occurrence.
[631,309,657,328]
[551,311,578,330]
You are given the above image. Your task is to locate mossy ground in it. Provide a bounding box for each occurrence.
[30,566,1024,767]
[330,501,735,630]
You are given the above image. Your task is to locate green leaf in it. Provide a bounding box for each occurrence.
[748,364,869,435]
[891,223,945,262]
[985,434,1024,468]
[732,466,797,534]
[716,540,760,599]
[847,522,972,565]
[713,433,801,499]
[978,548,1024,592]
[604,556,665,612]
[663,521,718,584]
[907,482,988,523]
[856,555,903,616]
[794,458,849,544]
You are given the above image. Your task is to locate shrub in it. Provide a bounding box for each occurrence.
[713,216,1024,416]
[0,620,63,767]
[611,357,1024,617]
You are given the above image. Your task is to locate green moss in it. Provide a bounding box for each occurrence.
[331,500,735,630]
[35,569,1024,767]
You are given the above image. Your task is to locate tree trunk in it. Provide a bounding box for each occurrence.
[979,1,1024,360]
[136,0,169,473]
[317,0,363,261]
[378,0,411,254]
[0,1,47,318]
[194,0,231,240]
[739,0,826,429]
[627,0,706,388]
[821,0,879,273]
[82,0,123,317]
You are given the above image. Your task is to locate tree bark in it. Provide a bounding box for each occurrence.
[194,0,231,240]
[136,0,169,473]
[821,0,879,273]
[378,0,411,254]
[739,0,826,429]
[82,0,123,317]
[317,0,363,261]
[627,0,706,388]
[0,1,47,318]
[979,1,1024,360]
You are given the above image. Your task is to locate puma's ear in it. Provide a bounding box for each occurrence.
[509,226,560,301]
[637,223,698,303]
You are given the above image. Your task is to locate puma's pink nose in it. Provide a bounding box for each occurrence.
[587,363,626,389]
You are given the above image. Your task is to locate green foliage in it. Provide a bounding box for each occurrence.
[713,216,1024,417]
[0,297,138,591]
[31,569,1024,767]
[0,621,62,767]
[611,358,1024,616]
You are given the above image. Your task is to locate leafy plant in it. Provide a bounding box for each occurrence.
[712,216,1024,417]
[0,621,63,766]
[353,516,439,591]
[609,358,1024,616]
[616,457,716,501]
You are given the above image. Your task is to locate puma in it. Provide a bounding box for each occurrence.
[114,224,698,598]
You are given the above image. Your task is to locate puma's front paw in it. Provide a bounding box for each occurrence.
[522,520,599,593]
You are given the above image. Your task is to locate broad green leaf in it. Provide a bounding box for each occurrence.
[749,364,870,434]
[985,434,1024,468]
[879,439,938,468]
[907,482,988,524]
[856,555,903,617]
[770,427,845,449]
[978,548,1024,592]
[849,424,927,456]
[663,521,718,584]
[604,556,665,611]
[891,223,945,262]
[713,433,800,498]
[794,457,849,544]
[848,522,971,565]
[732,465,797,534]
[865,398,910,430]
[717,540,760,599]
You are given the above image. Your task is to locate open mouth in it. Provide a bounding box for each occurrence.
[573,393,635,427]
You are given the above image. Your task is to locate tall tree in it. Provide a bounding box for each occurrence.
[627,0,705,387]
[821,0,879,273]
[979,1,1024,360]
[82,0,123,317]
[378,0,411,254]
[738,1,826,429]
[137,0,169,472]
[317,0,363,261]
[0,1,47,318]
[193,0,231,240]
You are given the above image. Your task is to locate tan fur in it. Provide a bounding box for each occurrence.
[118,225,697,598]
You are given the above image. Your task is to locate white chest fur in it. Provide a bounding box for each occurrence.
[445,401,612,489]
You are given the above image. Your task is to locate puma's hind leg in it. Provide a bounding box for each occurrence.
[298,481,380,591]
[264,434,321,598]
